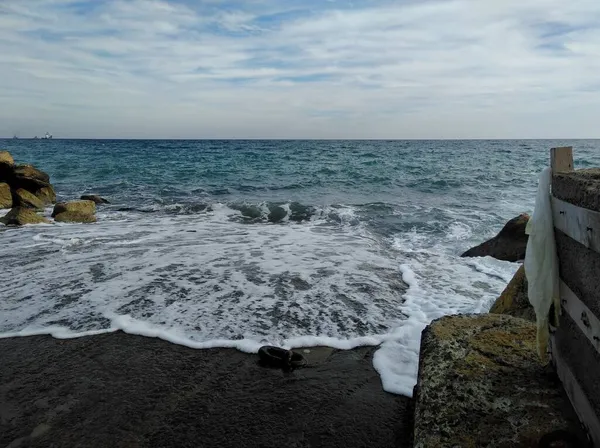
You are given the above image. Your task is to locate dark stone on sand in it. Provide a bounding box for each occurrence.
[81,194,110,204]
[461,213,529,262]
[0,332,411,448]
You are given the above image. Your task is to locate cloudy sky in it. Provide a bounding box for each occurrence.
[0,0,599,139]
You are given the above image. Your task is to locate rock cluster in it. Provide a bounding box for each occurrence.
[0,150,107,226]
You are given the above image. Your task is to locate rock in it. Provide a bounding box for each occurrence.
[13,188,44,210]
[0,151,15,182]
[35,185,57,205]
[268,205,287,223]
[54,211,97,223]
[489,266,535,322]
[52,200,96,218]
[13,164,50,183]
[52,200,96,223]
[80,194,110,204]
[461,213,529,262]
[413,314,586,448]
[0,151,14,166]
[0,183,12,209]
[0,207,49,226]
[10,164,52,193]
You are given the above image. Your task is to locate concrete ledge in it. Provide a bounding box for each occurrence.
[413,314,586,447]
[553,169,600,212]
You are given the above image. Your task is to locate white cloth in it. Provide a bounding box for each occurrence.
[524,167,560,362]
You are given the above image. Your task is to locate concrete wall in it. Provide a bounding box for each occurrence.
[553,168,600,440]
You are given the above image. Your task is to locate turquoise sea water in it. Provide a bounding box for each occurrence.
[1,139,599,395]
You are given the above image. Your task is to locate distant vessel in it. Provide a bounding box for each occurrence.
[43,132,52,139]
[12,135,18,139]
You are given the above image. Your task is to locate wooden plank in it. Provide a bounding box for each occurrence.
[552,196,600,254]
[560,280,600,354]
[551,335,600,446]
[551,147,574,173]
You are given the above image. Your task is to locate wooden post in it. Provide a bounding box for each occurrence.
[551,147,574,174]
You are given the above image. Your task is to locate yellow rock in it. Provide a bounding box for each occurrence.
[35,185,57,205]
[0,151,14,166]
[0,182,11,209]
[14,188,44,210]
[489,266,535,322]
[14,164,50,183]
[54,211,97,223]
[0,207,49,226]
[413,314,583,447]
[52,200,96,217]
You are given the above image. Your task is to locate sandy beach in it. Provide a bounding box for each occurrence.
[0,332,412,448]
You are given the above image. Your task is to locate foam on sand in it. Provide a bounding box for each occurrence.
[0,204,518,397]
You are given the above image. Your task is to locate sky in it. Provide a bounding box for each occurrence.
[0,0,599,139]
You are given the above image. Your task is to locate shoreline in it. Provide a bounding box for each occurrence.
[0,331,413,448]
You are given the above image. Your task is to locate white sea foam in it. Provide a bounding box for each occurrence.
[0,204,519,397]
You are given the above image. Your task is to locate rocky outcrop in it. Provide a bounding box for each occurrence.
[0,182,12,209]
[489,266,535,322]
[413,314,586,447]
[13,164,50,183]
[13,188,44,210]
[80,194,110,204]
[0,151,14,166]
[11,164,52,193]
[461,213,529,262]
[36,185,57,205]
[0,151,15,181]
[52,200,96,223]
[0,207,50,226]
[54,212,97,223]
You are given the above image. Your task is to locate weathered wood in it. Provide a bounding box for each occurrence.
[560,280,600,354]
[551,335,600,447]
[552,196,600,253]
[551,147,574,173]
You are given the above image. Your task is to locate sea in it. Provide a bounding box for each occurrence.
[1,139,599,396]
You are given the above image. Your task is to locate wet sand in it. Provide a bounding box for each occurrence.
[0,332,412,448]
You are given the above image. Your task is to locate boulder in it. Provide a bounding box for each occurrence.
[35,185,57,205]
[0,207,50,226]
[54,211,97,223]
[13,164,50,183]
[13,188,44,210]
[52,200,96,223]
[11,164,52,193]
[80,194,110,204]
[413,314,586,448]
[461,213,529,262]
[52,200,96,217]
[489,266,535,322]
[0,151,14,166]
[0,151,14,182]
[0,182,12,209]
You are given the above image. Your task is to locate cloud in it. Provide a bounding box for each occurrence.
[0,0,599,138]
